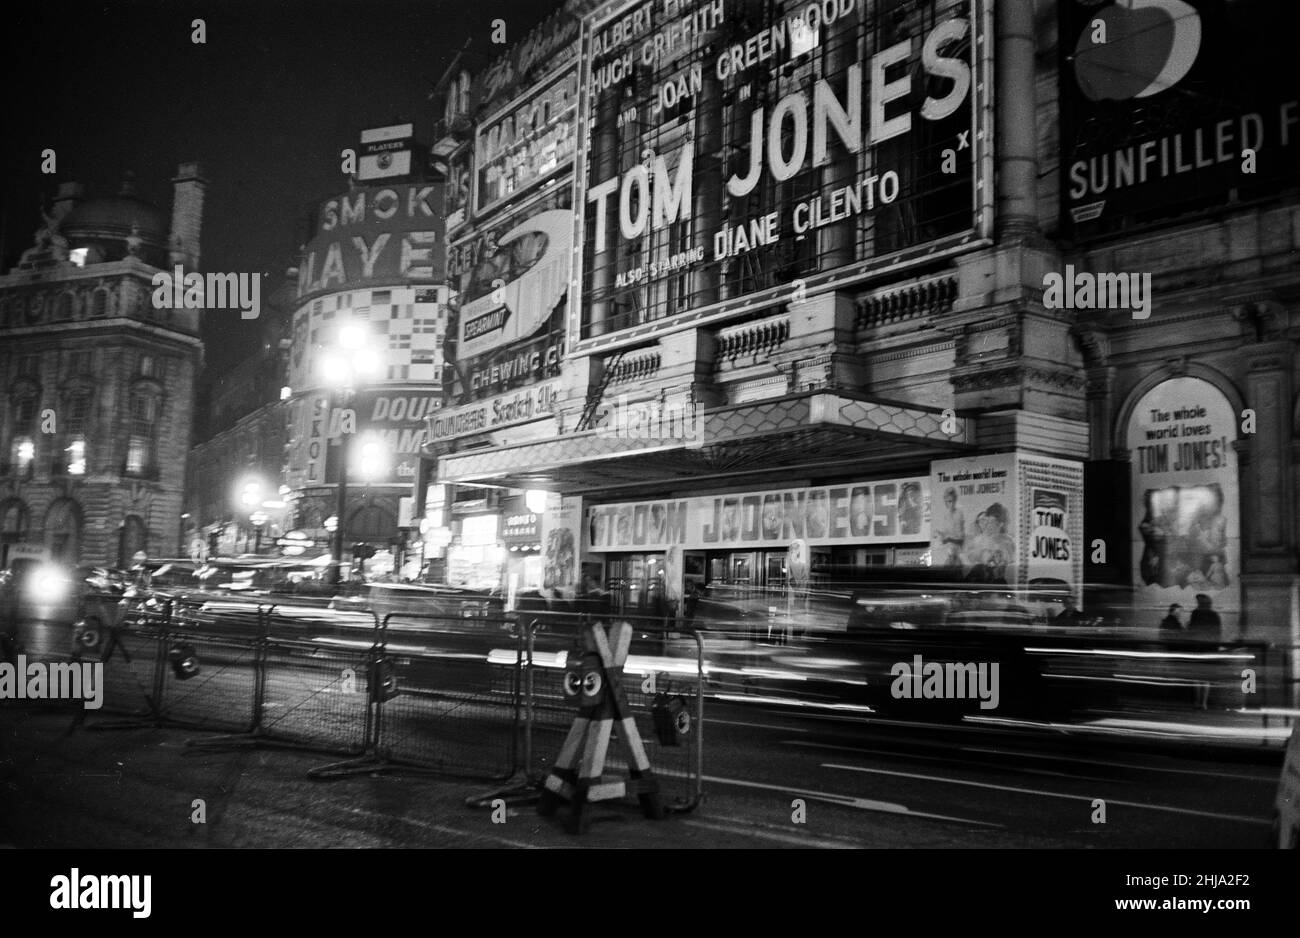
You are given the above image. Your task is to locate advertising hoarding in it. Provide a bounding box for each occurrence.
[573,0,990,342]
[426,379,559,444]
[346,389,442,485]
[930,454,1085,602]
[296,184,444,302]
[1059,0,1299,240]
[586,476,931,552]
[1125,376,1240,624]
[474,65,579,216]
[445,188,572,407]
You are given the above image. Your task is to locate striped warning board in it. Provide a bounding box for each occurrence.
[538,620,664,833]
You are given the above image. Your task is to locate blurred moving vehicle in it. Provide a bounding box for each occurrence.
[0,560,128,658]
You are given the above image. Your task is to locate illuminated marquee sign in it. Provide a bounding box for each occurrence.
[574,0,990,341]
[475,65,579,216]
[297,184,444,302]
[1059,0,1299,240]
[587,476,931,551]
[425,380,559,443]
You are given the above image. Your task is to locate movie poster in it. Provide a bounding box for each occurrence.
[929,454,1018,585]
[1126,376,1240,623]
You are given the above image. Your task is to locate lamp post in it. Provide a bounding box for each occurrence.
[250,510,268,554]
[320,323,383,587]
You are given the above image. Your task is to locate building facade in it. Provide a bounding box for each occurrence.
[0,166,206,568]
[282,135,448,573]
[424,0,1300,645]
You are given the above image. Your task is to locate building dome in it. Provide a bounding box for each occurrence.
[63,198,167,244]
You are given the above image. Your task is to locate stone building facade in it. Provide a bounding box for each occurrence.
[0,165,206,567]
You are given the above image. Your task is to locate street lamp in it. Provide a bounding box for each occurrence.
[319,322,384,586]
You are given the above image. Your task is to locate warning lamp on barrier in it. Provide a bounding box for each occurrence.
[169,643,200,680]
[368,658,399,701]
[651,692,691,747]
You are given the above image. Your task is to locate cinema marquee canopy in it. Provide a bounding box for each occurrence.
[569,0,993,348]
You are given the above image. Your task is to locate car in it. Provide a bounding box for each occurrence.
[1,561,129,658]
[333,581,507,628]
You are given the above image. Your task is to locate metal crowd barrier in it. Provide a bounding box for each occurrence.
[66,593,709,813]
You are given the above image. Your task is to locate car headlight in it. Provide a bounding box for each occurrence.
[25,564,71,602]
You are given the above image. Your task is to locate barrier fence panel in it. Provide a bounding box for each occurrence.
[90,605,168,721]
[369,613,523,780]
[257,637,373,755]
[521,612,704,813]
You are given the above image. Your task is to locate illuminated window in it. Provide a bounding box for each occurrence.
[125,393,159,476]
[66,438,86,476]
[69,248,88,267]
[13,437,35,474]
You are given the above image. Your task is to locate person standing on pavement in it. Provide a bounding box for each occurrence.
[1159,603,1184,632]
[1186,593,1222,641]
[1185,594,1221,709]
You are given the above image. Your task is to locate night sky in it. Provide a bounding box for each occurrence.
[2,0,555,373]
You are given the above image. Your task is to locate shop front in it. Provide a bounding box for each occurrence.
[586,474,934,616]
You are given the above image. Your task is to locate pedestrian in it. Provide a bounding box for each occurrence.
[1053,597,1083,625]
[1159,603,1183,632]
[1186,594,1221,709]
[1186,593,1221,641]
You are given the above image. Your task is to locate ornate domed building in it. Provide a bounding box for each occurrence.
[0,164,206,567]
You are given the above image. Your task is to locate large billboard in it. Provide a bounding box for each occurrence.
[1125,377,1240,625]
[475,65,580,216]
[296,184,444,302]
[587,476,931,551]
[572,0,990,343]
[1059,0,1299,240]
[444,188,572,407]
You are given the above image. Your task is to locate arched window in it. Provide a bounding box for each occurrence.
[119,515,148,568]
[91,289,108,317]
[55,293,73,321]
[44,498,83,565]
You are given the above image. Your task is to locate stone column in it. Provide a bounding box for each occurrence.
[995,0,1039,240]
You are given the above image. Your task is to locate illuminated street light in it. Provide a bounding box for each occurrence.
[318,324,385,587]
[324,515,339,533]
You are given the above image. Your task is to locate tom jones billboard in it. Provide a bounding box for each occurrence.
[297,184,444,302]
[1125,376,1240,622]
[445,188,571,406]
[574,0,990,339]
[1059,0,1299,240]
[587,476,931,551]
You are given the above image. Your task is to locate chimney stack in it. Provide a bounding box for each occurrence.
[169,161,208,271]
